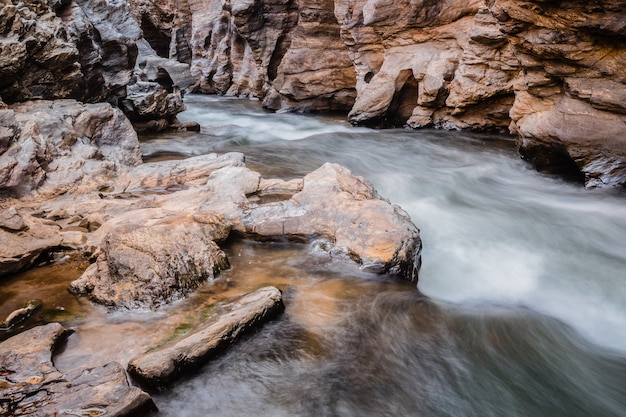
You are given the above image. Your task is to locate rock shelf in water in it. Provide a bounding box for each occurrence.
[127,286,284,388]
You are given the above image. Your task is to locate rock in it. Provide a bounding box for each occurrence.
[0,299,42,329]
[0,100,142,197]
[127,286,284,387]
[79,212,105,232]
[0,207,28,232]
[121,151,246,192]
[0,323,156,416]
[62,156,420,308]
[177,0,356,111]
[0,214,62,277]
[69,214,231,309]
[0,0,192,132]
[160,0,626,186]
[239,163,422,279]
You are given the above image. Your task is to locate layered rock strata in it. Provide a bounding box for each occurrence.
[0,323,156,416]
[127,286,284,387]
[165,0,625,187]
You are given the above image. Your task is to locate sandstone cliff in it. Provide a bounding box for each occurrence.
[1,0,624,186]
[167,0,625,187]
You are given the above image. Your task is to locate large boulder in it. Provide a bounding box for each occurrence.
[127,286,284,387]
[495,0,626,187]
[0,100,142,198]
[63,157,421,309]
[0,323,156,416]
[69,213,231,309]
[238,163,422,279]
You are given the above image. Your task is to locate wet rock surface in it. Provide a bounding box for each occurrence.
[127,286,284,388]
[0,323,156,416]
[62,155,421,309]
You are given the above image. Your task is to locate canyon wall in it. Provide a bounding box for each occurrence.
[162,0,625,187]
[1,0,624,187]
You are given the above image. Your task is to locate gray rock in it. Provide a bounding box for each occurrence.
[0,323,156,416]
[127,286,284,387]
[0,100,141,197]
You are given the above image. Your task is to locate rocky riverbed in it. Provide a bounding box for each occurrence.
[1,0,625,414]
[0,96,422,414]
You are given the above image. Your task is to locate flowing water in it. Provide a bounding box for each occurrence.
[2,94,625,416]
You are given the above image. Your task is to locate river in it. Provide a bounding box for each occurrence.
[3,94,625,416]
[143,95,626,416]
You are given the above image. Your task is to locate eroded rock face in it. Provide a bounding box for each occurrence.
[165,0,625,186]
[341,0,626,186]
[0,323,156,416]
[496,0,626,187]
[180,0,356,111]
[0,0,192,132]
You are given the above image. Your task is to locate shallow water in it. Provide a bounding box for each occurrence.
[2,94,625,416]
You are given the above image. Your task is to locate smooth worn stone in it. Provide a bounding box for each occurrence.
[0,323,156,416]
[0,299,42,329]
[240,163,422,280]
[127,286,284,388]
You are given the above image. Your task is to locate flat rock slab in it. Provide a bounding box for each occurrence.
[0,323,156,416]
[127,286,284,388]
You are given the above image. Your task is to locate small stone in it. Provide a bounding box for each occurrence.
[0,207,28,232]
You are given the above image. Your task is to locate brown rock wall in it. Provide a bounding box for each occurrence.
[174,0,626,186]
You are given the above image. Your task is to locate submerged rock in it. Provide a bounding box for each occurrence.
[127,286,284,388]
[0,323,156,416]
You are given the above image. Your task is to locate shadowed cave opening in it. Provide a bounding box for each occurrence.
[387,69,418,127]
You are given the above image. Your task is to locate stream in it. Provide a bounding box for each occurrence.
[2,94,625,416]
